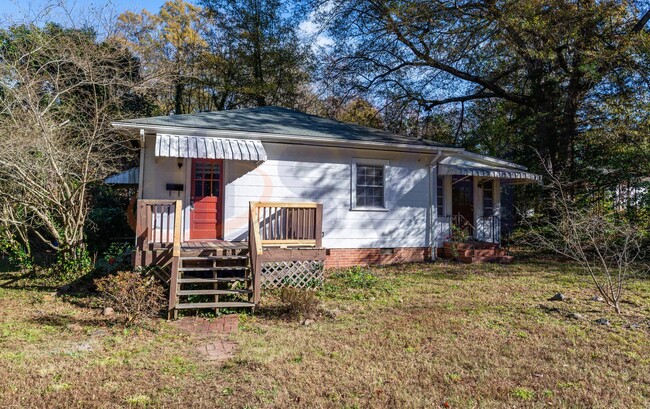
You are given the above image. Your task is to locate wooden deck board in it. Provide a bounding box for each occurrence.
[181,240,248,251]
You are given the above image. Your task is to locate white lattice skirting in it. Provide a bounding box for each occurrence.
[261,260,324,289]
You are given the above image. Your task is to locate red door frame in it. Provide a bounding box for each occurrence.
[190,159,224,240]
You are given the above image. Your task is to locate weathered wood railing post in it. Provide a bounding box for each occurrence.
[135,200,147,266]
[168,199,182,320]
[249,202,263,306]
[314,203,323,248]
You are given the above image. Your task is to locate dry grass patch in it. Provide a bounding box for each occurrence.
[0,259,648,408]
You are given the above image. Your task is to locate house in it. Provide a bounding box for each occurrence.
[111,106,540,317]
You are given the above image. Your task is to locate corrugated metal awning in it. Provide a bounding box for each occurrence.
[155,134,267,161]
[105,167,139,185]
[438,163,541,182]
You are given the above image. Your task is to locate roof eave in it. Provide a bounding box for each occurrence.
[111,122,464,155]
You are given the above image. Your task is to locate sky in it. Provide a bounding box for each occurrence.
[0,0,166,27]
[0,0,332,47]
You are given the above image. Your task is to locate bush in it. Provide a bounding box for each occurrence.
[330,265,380,289]
[94,242,133,275]
[51,247,93,281]
[0,236,33,271]
[279,288,320,319]
[95,270,166,324]
[322,266,398,300]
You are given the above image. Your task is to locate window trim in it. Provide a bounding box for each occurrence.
[350,158,389,211]
[436,176,445,218]
[482,180,495,217]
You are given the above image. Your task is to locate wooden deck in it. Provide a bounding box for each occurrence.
[135,200,326,317]
[181,240,248,251]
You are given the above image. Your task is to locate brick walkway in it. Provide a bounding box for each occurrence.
[170,315,239,363]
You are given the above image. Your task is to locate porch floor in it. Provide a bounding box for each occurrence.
[181,240,248,251]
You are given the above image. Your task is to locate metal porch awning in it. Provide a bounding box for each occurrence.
[438,157,542,182]
[105,167,139,185]
[155,133,267,161]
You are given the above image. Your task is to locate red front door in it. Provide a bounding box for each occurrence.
[190,159,223,240]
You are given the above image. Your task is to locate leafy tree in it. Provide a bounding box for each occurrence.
[318,0,650,181]
[117,0,212,114]
[201,0,313,107]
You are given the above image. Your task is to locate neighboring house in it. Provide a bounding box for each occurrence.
[110,106,540,316]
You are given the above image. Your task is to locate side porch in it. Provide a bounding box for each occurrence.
[433,156,541,262]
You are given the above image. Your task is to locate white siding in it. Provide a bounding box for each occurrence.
[222,143,432,249]
[141,135,437,248]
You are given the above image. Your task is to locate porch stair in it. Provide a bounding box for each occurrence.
[442,241,513,264]
[169,245,255,318]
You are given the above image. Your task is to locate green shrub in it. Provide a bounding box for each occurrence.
[95,270,165,324]
[322,266,398,300]
[51,247,93,281]
[330,265,379,288]
[94,242,133,275]
[0,237,33,271]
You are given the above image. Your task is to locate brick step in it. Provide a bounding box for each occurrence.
[459,255,514,264]
[178,277,251,284]
[461,249,509,257]
[175,301,255,310]
[443,242,499,251]
[178,289,252,296]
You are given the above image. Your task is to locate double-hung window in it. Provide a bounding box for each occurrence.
[352,160,388,210]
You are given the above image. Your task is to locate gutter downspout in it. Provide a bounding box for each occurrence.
[428,151,443,261]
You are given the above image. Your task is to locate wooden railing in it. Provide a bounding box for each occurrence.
[135,199,182,316]
[248,201,324,304]
[252,202,324,247]
[135,200,182,251]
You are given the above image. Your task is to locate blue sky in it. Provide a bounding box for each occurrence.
[0,0,168,26]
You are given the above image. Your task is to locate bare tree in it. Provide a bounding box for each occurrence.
[0,23,144,273]
[523,168,648,314]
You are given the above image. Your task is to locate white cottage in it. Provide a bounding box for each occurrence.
[111,106,540,316]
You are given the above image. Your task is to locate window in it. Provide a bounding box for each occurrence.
[352,160,387,210]
[193,160,221,197]
[436,176,444,217]
[483,180,494,217]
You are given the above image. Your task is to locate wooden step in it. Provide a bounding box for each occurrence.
[181,255,248,261]
[178,289,252,296]
[175,301,255,309]
[178,266,248,272]
[178,277,251,284]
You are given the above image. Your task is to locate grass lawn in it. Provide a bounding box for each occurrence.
[0,258,648,408]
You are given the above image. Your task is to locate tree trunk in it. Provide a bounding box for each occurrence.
[174,82,184,114]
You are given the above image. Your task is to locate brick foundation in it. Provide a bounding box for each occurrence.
[324,247,431,269]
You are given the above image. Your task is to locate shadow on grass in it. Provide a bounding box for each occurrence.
[28,313,115,329]
[0,270,60,292]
